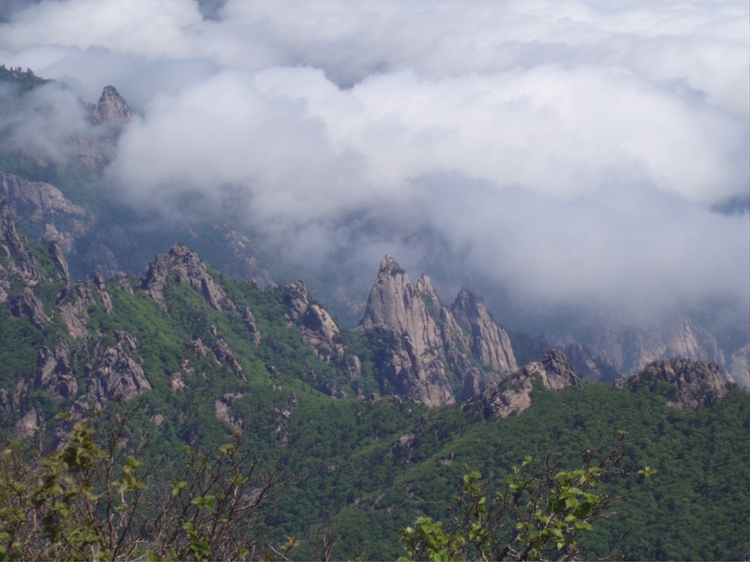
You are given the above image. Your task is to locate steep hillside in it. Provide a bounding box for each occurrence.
[0,197,747,560]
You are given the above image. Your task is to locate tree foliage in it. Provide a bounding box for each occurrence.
[0,410,288,561]
[398,432,655,562]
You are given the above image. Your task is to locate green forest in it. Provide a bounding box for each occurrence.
[0,239,747,560]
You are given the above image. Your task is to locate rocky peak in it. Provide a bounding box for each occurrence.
[360,255,443,355]
[536,348,584,390]
[284,281,343,362]
[90,86,132,123]
[141,244,235,313]
[284,281,311,322]
[464,349,582,420]
[416,274,440,306]
[449,288,517,373]
[614,358,733,409]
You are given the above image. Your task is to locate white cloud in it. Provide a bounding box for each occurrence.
[0,0,747,326]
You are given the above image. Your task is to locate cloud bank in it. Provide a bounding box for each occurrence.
[0,0,747,327]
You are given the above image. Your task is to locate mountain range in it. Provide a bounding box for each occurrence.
[0,70,748,560]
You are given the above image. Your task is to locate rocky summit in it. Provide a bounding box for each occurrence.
[90,85,132,123]
[464,348,583,420]
[358,255,518,405]
[614,357,734,409]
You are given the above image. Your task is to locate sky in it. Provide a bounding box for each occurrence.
[0,0,748,330]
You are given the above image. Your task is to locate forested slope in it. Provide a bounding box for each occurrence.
[0,198,747,559]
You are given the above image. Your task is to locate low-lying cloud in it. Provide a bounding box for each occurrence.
[0,0,747,328]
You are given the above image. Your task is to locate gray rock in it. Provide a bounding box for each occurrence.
[56,273,115,339]
[284,281,311,322]
[0,197,40,286]
[243,306,261,345]
[614,358,733,409]
[0,172,85,221]
[14,408,42,439]
[70,333,150,419]
[360,256,454,406]
[34,341,78,399]
[186,339,207,356]
[449,289,517,373]
[464,349,582,420]
[8,289,50,329]
[214,392,245,432]
[141,244,235,313]
[212,340,246,380]
[90,86,132,123]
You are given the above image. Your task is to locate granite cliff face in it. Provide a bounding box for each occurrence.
[591,314,722,374]
[90,86,132,124]
[360,257,454,406]
[0,197,40,293]
[0,172,85,222]
[70,331,151,421]
[141,244,236,314]
[464,348,583,420]
[281,280,363,395]
[358,256,518,405]
[614,357,733,409]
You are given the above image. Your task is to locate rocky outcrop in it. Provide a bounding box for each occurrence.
[89,332,150,402]
[34,341,78,399]
[49,241,71,286]
[0,172,85,222]
[361,258,444,359]
[56,272,114,339]
[70,332,150,419]
[464,349,583,420]
[212,340,246,380]
[729,343,749,389]
[366,325,454,407]
[214,392,245,432]
[90,86,132,123]
[614,358,733,409]
[284,281,344,362]
[284,281,311,322]
[449,289,517,374]
[392,432,417,463]
[0,198,40,289]
[141,244,236,314]
[360,257,454,406]
[242,307,261,345]
[14,408,42,439]
[358,256,521,405]
[186,339,207,356]
[8,289,49,329]
[141,253,169,312]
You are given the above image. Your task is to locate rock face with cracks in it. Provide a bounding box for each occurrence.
[284,281,344,363]
[358,255,518,405]
[614,357,734,409]
[465,349,583,420]
[360,256,454,406]
[141,244,236,314]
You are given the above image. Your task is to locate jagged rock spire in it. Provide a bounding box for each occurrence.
[91,85,132,123]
